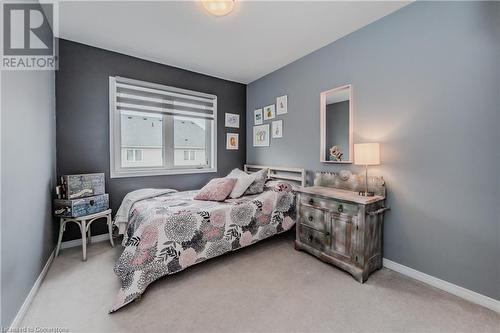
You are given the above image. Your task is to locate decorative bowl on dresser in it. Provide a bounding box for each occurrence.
[295,170,389,283]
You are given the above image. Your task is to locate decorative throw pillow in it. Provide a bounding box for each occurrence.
[244,168,268,195]
[226,168,246,178]
[226,169,257,198]
[194,178,237,201]
[264,180,295,192]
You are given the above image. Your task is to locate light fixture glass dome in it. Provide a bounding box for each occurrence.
[202,0,235,17]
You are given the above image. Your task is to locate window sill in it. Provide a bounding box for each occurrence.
[110,167,217,179]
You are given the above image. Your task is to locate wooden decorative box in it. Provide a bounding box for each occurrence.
[54,194,109,218]
[62,173,105,199]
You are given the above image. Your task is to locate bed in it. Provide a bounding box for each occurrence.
[110,165,305,312]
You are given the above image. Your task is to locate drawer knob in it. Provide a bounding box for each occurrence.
[308,235,313,242]
[338,204,343,213]
[89,200,95,206]
[308,216,313,222]
[309,198,314,205]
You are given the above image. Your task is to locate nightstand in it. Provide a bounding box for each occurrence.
[55,209,114,261]
[295,171,389,283]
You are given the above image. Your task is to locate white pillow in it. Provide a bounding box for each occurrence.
[226,169,257,198]
[227,168,246,178]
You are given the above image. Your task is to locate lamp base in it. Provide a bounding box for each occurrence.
[358,191,375,197]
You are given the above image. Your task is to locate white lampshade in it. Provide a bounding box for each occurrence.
[354,143,380,166]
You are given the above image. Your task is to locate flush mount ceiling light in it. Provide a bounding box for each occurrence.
[201,0,235,17]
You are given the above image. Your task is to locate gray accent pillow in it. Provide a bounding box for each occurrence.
[244,168,268,195]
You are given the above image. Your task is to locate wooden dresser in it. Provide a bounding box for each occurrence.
[295,171,388,283]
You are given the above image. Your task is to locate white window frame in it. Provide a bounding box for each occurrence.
[109,76,217,178]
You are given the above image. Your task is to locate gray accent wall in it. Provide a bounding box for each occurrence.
[247,2,500,300]
[56,39,246,241]
[1,70,56,327]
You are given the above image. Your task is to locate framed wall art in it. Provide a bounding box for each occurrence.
[226,133,239,150]
[253,124,270,147]
[276,95,288,115]
[272,120,283,138]
[254,108,263,125]
[225,113,240,128]
[263,104,275,120]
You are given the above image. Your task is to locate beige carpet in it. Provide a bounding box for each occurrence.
[21,232,499,333]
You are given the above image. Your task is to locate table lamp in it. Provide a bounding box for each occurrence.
[354,143,380,197]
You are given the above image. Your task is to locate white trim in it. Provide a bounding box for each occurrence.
[9,250,55,329]
[6,246,498,329]
[60,233,112,250]
[109,76,118,179]
[110,167,217,179]
[320,84,353,164]
[9,234,116,328]
[383,258,500,313]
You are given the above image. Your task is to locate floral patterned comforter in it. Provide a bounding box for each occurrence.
[110,185,296,312]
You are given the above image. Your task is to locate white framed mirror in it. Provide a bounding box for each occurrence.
[320,84,353,163]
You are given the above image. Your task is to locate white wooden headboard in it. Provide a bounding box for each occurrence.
[244,164,306,187]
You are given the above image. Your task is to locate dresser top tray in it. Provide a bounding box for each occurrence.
[298,186,384,205]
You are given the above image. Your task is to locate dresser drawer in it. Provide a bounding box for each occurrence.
[299,204,328,232]
[299,225,329,251]
[301,194,359,216]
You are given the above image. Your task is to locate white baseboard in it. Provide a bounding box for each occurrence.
[383,258,500,313]
[7,245,498,330]
[9,249,55,329]
[9,233,113,328]
[60,233,111,249]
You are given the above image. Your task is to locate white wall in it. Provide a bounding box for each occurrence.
[1,70,56,327]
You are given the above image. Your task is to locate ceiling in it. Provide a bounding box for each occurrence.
[56,1,410,84]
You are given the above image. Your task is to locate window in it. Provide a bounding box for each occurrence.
[135,149,143,161]
[126,149,144,163]
[110,76,217,178]
[182,150,197,161]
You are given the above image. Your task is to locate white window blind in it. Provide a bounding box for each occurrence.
[115,78,216,120]
[109,76,217,178]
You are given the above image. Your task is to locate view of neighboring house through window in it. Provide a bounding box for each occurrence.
[111,76,216,177]
[121,112,163,167]
[174,116,206,166]
[120,113,209,168]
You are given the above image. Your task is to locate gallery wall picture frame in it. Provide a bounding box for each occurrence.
[254,108,263,125]
[276,95,288,115]
[263,104,276,120]
[226,133,239,150]
[253,124,270,147]
[225,113,240,128]
[272,120,283,138]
